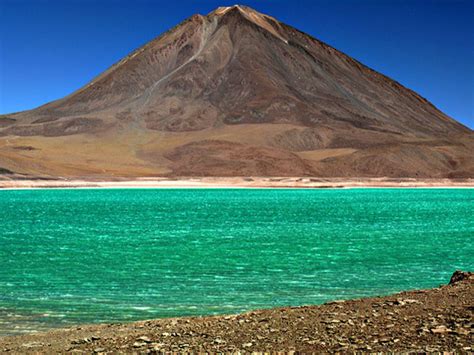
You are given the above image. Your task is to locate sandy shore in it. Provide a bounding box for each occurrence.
[0,177,473,189]
[0,271,472,353]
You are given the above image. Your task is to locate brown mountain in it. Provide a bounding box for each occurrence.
[1,5,472,178]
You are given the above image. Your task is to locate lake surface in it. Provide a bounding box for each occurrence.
[1,188,473,335]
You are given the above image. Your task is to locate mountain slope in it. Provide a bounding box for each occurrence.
[1,5,472,178]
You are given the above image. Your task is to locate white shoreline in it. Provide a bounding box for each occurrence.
[1,177,473,190]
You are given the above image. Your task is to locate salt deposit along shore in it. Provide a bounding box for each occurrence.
[0,177,473,189]
[0,271,472,353]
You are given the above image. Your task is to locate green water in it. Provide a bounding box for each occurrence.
[0,188,473,335]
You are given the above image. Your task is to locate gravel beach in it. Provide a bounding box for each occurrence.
[0,271,472,353]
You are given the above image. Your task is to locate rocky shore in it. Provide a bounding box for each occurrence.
[0,271,472,353]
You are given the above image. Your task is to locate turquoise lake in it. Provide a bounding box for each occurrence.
[0,188,473,335]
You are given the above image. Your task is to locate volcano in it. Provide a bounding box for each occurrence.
[1,5,472,178]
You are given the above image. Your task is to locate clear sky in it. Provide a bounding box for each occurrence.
[1,0,473,128]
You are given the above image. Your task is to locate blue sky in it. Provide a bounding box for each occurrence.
[1,0,473,128]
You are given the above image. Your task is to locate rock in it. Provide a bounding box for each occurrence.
[242,342,253,348]
[453,328,469,335]
[402,299,421,304]
[137,336,151,343]
[449,270,473,284]
[328,300,346,305]
[431,325,451,334]
[21,342,44,348]
[133,341,146,348]
[150,342,165,349]
[94,348,106,353]
[91,336,101,341]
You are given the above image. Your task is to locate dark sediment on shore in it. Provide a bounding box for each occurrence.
[0,271,472,353]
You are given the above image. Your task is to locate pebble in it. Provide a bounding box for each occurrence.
[431,325,451,334]
[21,342,44,348]
[457,328,469,335]
[403,299,421,304]
[137,336,151,343]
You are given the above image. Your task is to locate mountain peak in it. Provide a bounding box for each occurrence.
[208,5,288,43]
[210,5,258,16]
